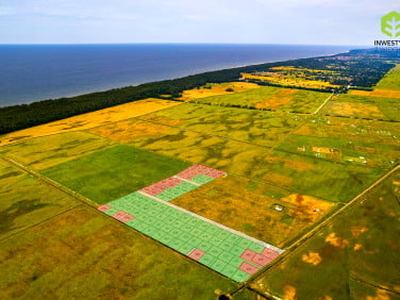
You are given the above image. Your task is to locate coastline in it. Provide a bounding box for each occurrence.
[3,47,389,136]
[0,44,354,108]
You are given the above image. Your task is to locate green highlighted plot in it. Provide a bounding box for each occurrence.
[156,181,199,201]
[99,192,284,282]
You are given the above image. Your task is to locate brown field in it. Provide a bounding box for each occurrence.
[0,98,180,146]
[254,89,297,109]
[349,89,400,98]
[179,82,260,101]
[319,101,386,119]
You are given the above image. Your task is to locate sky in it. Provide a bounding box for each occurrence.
[0,0,398,45]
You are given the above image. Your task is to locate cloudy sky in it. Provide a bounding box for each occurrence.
[0,0,398,45]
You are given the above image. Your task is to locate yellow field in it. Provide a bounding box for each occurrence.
[88,119,178,143]
[241,73,340,90]
[280,193,334,222]
[349,89,400,98]
[312,146,334,154]
[270,66,337,74]
[254,89,297,109]
[0,98,181,146]
[320,101,386,119]
[179,82,260,101]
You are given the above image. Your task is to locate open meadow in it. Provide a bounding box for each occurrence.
[0,159,79,240]
[251,170,400,300]
[1,62,399,299]
[0,206,237,300]
[188,86,330,114]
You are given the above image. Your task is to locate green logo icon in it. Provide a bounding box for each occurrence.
[381,11,400,37]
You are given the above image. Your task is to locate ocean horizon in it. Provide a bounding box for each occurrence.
[0,43,357,107]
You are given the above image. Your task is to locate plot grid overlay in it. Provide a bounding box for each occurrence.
[97,165,284,282]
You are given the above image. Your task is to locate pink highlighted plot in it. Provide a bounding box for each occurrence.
[240,247,280,268]
[239,262,260,275]
[140,177,182,196]
[240,249,256,261]
[176,164,227,180]
[97,204,111,212]
[111,211,135,223]
[188,248,205,261]
[119,214,135,223]
[262,248,280,260]
[251,253,273,267]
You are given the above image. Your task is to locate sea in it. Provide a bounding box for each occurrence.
[0,44,355,107]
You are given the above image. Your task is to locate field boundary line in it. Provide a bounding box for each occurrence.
[1,156,98,208]
[349,272,400,296]
[173,175,201,186]
[229,164,400,298]
[313,92,335,114]
[137,190,284,252]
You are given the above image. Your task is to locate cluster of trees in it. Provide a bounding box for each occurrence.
[1,49,398,134]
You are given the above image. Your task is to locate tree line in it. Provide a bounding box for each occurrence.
[0,49,398,134]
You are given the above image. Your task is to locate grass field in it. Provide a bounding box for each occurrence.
[41,144,191,204]
[251,170,400,299]
[293,116,400,147]
[0,159,79,239]
[171,176,336,248]
[190,86,283,107]
[0,98,180,146]
[318,94,392,120]
[190,86,330,113]
[320,65,400,121]
[0,131,117,170]
[375,64,400,90]
[277,134,399,168]
[89,117,383,203]
[0,206,237,299]
[139,103,302,148]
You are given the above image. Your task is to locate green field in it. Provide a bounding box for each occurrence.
[41,144,190,204]
[252,170,400,299]
[0,206,237,299]
[376,64,400,90]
